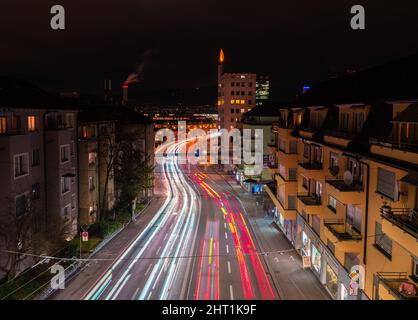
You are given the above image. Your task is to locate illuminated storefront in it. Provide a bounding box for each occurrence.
[296,214,365,300]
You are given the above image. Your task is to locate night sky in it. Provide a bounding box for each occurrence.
[2,0,418,100]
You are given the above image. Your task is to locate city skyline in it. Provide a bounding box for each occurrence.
[2,1,418,100]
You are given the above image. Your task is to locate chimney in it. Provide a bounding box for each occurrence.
[122,85,129,106]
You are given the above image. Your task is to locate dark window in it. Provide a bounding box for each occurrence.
[289,168,297,181]
[377,168,396,200]
[16,194,28,217]
[344,253,360,272]
[290,141,298,154]
[32,149,40,166]
[375,222,392,258]
[303,144,309,159]
[288,195,296,209]
[312,215,321,235]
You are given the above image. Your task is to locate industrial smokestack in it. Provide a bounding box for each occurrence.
[122,85,129,106]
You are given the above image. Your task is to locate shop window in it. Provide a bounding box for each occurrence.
[311,245,321,273]
[325,264,339,299]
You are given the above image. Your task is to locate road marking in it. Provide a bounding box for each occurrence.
[163,234,168,241]
[131,287,140,300]
[229,285,234,300]
[225,232,228,240]
[224,222,227,229]
[145,263,153,276]
[147,291,153,300]
[227,261,231,274]
[209,238,213,265]
[112,274,131,300]
[156,246,162,255]
[226,244,229,254]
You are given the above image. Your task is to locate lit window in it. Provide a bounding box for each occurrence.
[28,116,37,132]
[241,109,245,113]
[230,100,235,104]
[241,100,245,104]
[235,100,240,104]
[0,116,7,134]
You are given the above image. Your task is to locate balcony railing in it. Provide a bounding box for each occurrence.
[297,193,321,206]
[377,272,418,300]
[380,207,418,239]
[0,129,26,136]
[325,176,364,192]
[370,137,418,153]
[298,161,323,170]
[323,130,357,140]
[324,219,362,241]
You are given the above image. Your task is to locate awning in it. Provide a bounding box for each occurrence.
[400,172,418,187]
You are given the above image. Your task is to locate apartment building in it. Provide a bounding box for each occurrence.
[266,54,418,300]
[236,103,280,192]
[77,106,154,226]
[217,49,256,130]
[78,109,116,226]
[0,77,78,278]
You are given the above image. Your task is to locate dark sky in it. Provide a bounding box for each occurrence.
[2,0,418,99]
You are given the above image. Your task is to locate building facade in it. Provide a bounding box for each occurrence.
[266,54,418,300]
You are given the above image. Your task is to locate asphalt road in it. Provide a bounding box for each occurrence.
[51,138,277,300]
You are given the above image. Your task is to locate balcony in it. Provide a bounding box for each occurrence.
[325,176,364,204]
[324,219,362,241]
[380,207,418,257]
[370,138,418,153]
[377,272,418,300]
[324,219,362,252]
[297,193,322,215]
[298,161,323,170]
[0,129,26,136]
[370,138,418,163]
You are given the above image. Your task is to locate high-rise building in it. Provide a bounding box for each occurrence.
[217,49,256,130]
[256,75,270,106]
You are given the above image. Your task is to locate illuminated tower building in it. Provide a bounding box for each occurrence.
[256,75,270,106]
[217,49,256,130]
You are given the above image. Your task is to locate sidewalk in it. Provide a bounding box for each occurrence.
[221,174,331,300]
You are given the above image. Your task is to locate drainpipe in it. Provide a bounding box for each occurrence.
[360,158,370,266]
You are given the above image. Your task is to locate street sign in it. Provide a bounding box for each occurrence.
[302,255,311,268]
[81,231,89,242]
